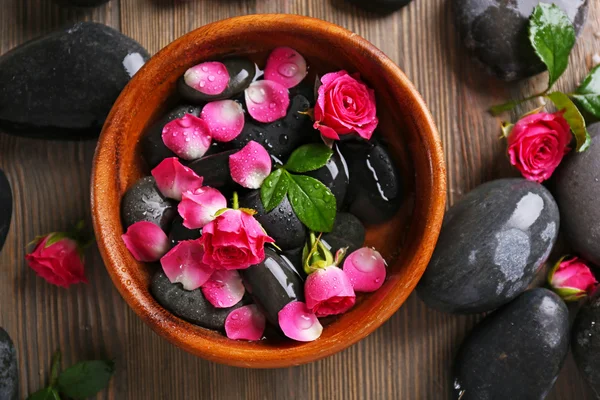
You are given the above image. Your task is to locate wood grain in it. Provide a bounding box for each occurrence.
[0,0,599,398]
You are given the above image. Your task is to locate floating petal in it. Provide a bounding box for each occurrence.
[343,247,387,292]
[122,221,170,262]
[162,114,212,160]
[278,301,323,342]
[201,269,245,308]
[225,305,266,341]
[229,141,272,189]
[151,157,204,200]
[264,47,308,89]
[244,80,290,123]
[201,100,245,142]
[178,187,227,229]
[183,61,229,95]
[160,240,213,290]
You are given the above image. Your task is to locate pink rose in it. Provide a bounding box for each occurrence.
[26,233,88,288]
[305,265,356,317]
[314,70,378,140]
[549,256,597,302]
[200,209,274,270]
[507,111,572,183]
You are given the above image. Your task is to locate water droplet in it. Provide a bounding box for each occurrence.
[278,62,299,77]
[266,181,273,188]
[313,183,319,189]
[208,75,216,82]
[269,102,276,109]
[217,70,222,75]
[231,313,239,320]
[295,313,313,330]
[375,278,381,283]
[201,66,209,72]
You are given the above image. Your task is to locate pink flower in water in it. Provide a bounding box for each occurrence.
[278,301,323,342]
[151,157,204,201]
[122,221,170,262]
[201,100,245,142]
[184,61,229,95]
[229,141,272,189]
[200,209,274,270]
[162,114,212,161]
[201,269,245,308]
[244,80,290,123]
[314,70,378,140]
[26,229,89,288]
[343,247,387,292]
[225,305,266,341]
[264,47,308,89]
[304,265,356,317]
[549,256,597,302]
[507,111,572,183]
[160,240,213,290]
[178,187,227,229]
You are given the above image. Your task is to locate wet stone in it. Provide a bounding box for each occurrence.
[321,212,366,256]
[306,145,350,208]
[178,57,256,103]
[453,289,569,400]
[0,170,12,253]
[0,328,18,400]
[572,296,600,396]
[187,150,237,190]
[346,0,413,14]
[169,216,201,246]
[151,271,243,331]
[121,176,177,232]
[55,0,109,6]
[418,178,559,314]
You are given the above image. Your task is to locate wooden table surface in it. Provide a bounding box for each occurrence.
[1,0,599,399]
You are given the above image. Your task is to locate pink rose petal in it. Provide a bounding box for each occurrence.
[201,100,245,142]
[305,266,356,317]
[183,61,229,95]
[162,114,212,160]
[201,269,245,308]
[244,80,290,123]
[264,47,308,89]
[160,240,214,290]
[151,157,204,201]
[122,221,170,262]
[229,141,272,189]
[178,187,227,229]
[225,305,266,341]
[343,247,387,292]
[278,301,323,342]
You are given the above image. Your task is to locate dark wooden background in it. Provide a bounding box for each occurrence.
[1,0,599,398]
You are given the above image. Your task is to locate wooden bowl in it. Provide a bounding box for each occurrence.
[91,14,446,368]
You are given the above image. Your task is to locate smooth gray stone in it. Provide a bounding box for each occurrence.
[0,170,12,253]
[0,328,18,400]
[0,22,149,139]
[572,296,600,398]
[453,0,589,81]
[453,289,569,400]
[121,176,176,232]
[418,178,559,314]
[554,123,600,266]
[151,271,242,331]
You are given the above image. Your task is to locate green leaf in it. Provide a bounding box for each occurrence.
[260,169,291,212]
[27,387,59,400]
[572,64,600,118]
[546,91,591,152]
[489,100,520,116]
[286,172,336,233]
[57,360,115,399]
[284,144,333,173]
[500,122,514,138]
[45,232,68,248]
[529,3,576,89]
[50,349,62,387]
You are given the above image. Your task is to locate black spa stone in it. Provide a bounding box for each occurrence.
[346,0,413,14]
[169,216,201,246]
[417,178,559,314]
[321,212,365,256]
[0,22,149,139]
[240,190,307,251]
[241,247,305,326]
[55,0,110,6]
[306,145,350,208]
[453,289,569,400]
[572,296,600,397]
[0,328,18,400]
[453,0,589,81]
[151,271,243,331]
[0,170,12,253]
[121,176,176,232]
[188,150,237,190]
[178,57,256,103]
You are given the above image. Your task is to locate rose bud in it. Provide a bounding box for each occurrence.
[25,223,91,288]
[343,247,387,292]
[314,70,378,141]
[162,113,212,161]
[507,111,572,183]
[229,141,272,189]
[177,187,227,229]
[201,100,245,142]
[303,234,356,317]
[264,47,308,89]
[151,157,204,201]
[244,80,290,123]
[201,269,245,308]
[183,61,229,96]
[278,301,323,342]
[160,239,213,290]
[225,305,266,341]
[122,221,170,262]
[200,208,274,270]
[548,256,598,302]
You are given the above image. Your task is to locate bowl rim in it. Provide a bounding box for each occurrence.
[91,13,446,368]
